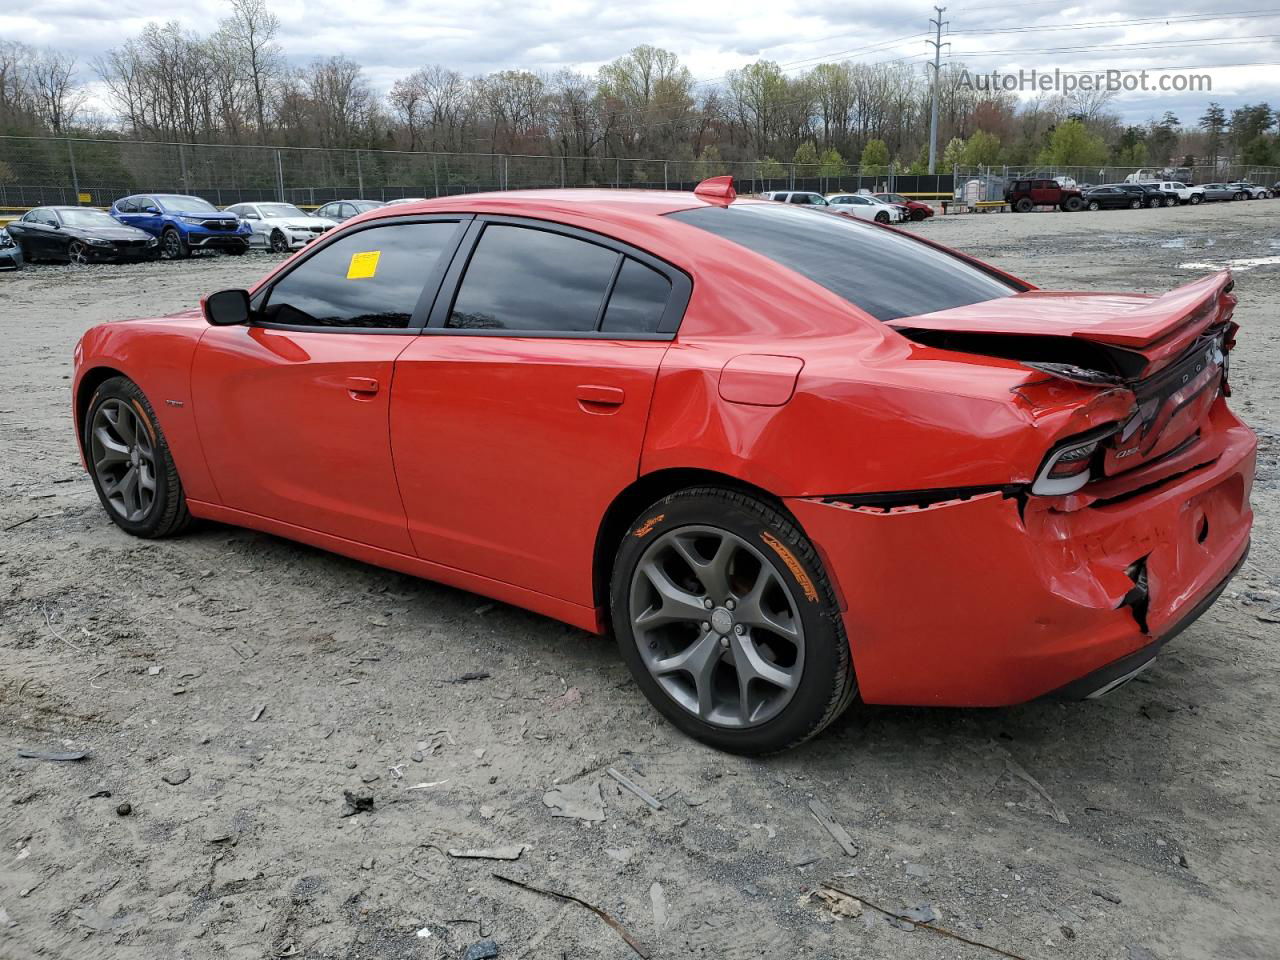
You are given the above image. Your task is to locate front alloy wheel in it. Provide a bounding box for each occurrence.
[270,229,289,253]
[611,487,856,754]
[68,240,90,266]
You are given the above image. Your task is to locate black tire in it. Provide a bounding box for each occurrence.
[1190,194,1203,205]
[609,486,856,755]
[67,240,90,266]
[1087,200,1101,211]
[910,208,927,222]
[270,229,289,253]
[874,211,889,223]
[1062,196,1084,212]
[1014,198,1034,212]
[1234,191,1246,201]
[1146,197,1161,208]
[161,228,189,260]
[225,245,248,256]
[1164,196,1177,207]
[83,376,191,539]
[1129,199,1142,209]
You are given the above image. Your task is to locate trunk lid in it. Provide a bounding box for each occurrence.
[891,271,1238,482]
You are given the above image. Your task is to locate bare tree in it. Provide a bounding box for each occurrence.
[220,0,282,142]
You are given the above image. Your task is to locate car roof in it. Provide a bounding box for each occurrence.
[355,188,750,222]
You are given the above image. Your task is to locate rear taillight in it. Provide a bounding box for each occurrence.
[1032,425,1120,495]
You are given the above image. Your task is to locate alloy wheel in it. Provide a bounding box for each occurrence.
[162,231,182,259]
[628,525,805,729]
[271,230,288,253]
[90,398,158,523]
[68,241,89,266]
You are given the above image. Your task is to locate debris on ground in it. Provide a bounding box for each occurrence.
[447,845,527,861]
[808,799,858,856]
[1003,756,1070,825]
[810,887,863,919]
[17,748,88,762]
[649,882,668,930]
[542,781,605,822]
[340,788,374,817]
[462,938,500,959]
[407,779,450,790]
[547,686,582,711]
[161,768,191,786]
[451,671,491,684]
[251,704,266,722]
[116,802,132,816]
[607,768,662,811]
[1093,888,1122,904]
[494,873,649,958]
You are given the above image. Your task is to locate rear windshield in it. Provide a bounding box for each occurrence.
[667,203,1017,322]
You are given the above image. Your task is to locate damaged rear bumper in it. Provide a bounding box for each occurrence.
[786,401,1256,707]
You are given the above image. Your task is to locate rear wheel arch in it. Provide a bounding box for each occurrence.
[592,468,796,615]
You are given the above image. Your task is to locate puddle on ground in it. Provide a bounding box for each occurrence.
[1178,255,1280,272]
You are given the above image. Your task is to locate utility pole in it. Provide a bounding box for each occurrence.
[927,6,949,175]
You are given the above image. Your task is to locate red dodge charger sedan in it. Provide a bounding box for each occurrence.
[73,177,1255,753]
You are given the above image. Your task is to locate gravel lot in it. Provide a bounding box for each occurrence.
[2,199,1278,960]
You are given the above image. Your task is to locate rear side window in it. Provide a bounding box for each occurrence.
[602,258,671,334]
[668,203,1018,322]
[448,225,618,332]
[262,220,461,329]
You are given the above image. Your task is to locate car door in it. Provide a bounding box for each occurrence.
[390,216,690,606]
[124,197,163,236]
[1030,180,1055,204]
[190,215,471,553]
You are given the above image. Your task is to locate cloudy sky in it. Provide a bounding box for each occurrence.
[5,0,1279,124]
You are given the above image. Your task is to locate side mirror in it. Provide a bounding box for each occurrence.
[202,288,251,326]
[144,206,160,215]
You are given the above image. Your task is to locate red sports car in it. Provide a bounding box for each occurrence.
[73,176,1255,754]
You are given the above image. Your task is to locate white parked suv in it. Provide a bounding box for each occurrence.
[1139,181,1204,205]
[224,202,338,252]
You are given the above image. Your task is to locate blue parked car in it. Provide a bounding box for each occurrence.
[110,194,251,259]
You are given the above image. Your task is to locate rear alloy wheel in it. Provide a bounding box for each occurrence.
[68,240,90,266]
[161,228,189,260]
[611,487,855,754]
[85,376,191,538]
[1164,196,1177,207]
[270,229,289,253]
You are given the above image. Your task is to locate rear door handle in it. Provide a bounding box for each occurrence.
[576,385,625,406]
[345,376,380,395]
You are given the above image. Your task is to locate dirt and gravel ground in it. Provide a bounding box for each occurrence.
[1,199,1278,960]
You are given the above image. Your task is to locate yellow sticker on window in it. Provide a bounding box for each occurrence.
[347,250,380,279]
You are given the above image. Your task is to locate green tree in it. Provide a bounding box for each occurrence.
[793,140,820,177]
[1038,119,1108,166]
[941,136,966,168]
[1199,103,1227,165]
[758,156,785,179]
[1241,137,1276,166]
[818,147,846,177]
[859,138,889,174]
[1148,111,1179,165]
[960,130,1001,166]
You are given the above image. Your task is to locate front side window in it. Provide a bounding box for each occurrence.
[448,225,619,332]
[261,220,461,329]
[668,203,1017,323]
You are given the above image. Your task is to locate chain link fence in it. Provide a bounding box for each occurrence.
[952,163,1280,203]
[0,135,954,209]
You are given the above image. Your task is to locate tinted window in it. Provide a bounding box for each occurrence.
[602,258,671,334]
[668,203,1017,322]
[262,221,460,329]
[788,194,810,204]
[448,225,618,332]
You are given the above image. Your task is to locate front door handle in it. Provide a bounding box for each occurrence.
[576,384,625,406]
[345,376,379,396]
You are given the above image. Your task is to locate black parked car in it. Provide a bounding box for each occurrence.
[0,227,22,271]
[7,206,160,264]
[1083,183,1167,210]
